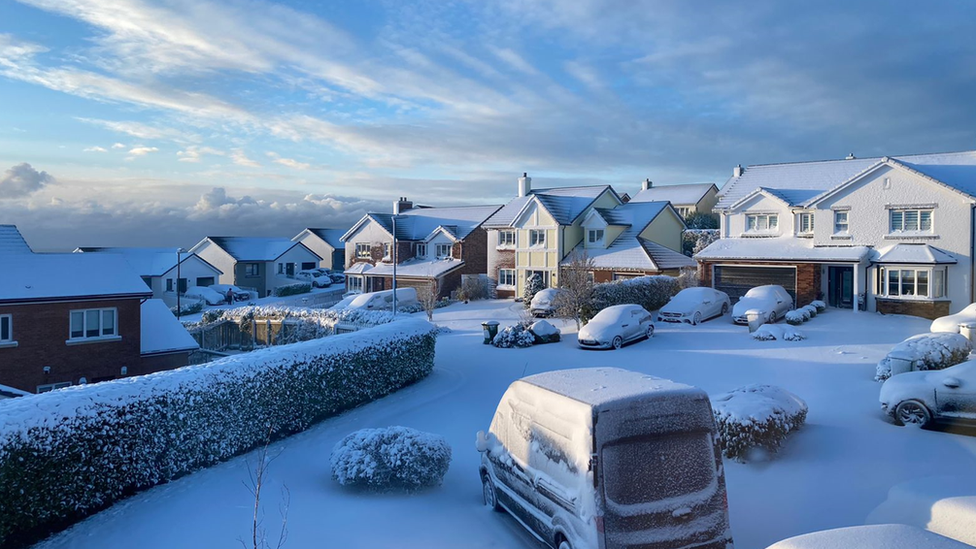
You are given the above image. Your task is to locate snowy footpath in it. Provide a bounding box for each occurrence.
[35,300,976,549]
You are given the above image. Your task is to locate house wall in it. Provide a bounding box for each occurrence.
[696,187,720,215]
[141,351,192,373]
[345,221,394,268]
[267,245,322,294]
[191,241,237,286]
[487,230,516,298]
[158,255,223,306]
[295,234,338,270]
[457,227,489,276]
[727,194,794,237]
[641,209,684,252]
[234,261,266,296]
[515,202,560,296]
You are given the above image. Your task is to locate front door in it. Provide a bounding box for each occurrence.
[828,266,853,308]
[285,262,295,277]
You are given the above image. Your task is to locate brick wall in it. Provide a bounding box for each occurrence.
[591,269,661,283]
[458,228,488,276]
[876,298,950,320]
[140,352,191,375]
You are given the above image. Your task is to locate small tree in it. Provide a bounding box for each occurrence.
[677,266,700,289]
[685,212,719,230]
[555,250,596,329]
[523,273,545,307]
[418,277,440,321]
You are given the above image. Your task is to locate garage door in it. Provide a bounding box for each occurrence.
[713,265,796,303]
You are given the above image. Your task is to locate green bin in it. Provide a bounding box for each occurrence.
[482,321,500,344]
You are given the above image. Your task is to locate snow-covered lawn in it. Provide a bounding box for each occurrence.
[35,301,976,549]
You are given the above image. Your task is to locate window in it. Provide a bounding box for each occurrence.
[498,230,515,247]
[277,263,284,275]
[69,308,118,341]
[498,269,516,287]
[526,270,550,287]
[677,207,691,218]
[348,276,363,292]
[244,263,260,276]
[355,243,371,259]
[587,229,605,245]
[37,382,71,394]
[890,208,933,233]
[529,229,546,247]
[178,278,188,293]
[435,243,452,258]
[881,267,945,298]
[0,314,11,343]
[746,214,778,232]
[196,277,215,287]
[415,243,427,257]
[383,242,392,259]
[797,212,815,234]
[166,278,173,292]
[834,211,849,234]
[302,262,316,270]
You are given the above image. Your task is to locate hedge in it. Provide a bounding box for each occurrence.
[582,275,680,323]
[331,426,452,491]
[272,281,312,297]
[712,384,808,462]
[0,318,438,548]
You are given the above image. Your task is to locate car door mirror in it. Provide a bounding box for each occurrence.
[943,377,962,389]
[475,430,490,452]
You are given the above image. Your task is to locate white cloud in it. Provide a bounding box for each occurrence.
[83,146,107,152]
[230,149,260,168]
[489,47,540,76]
[266,151,311,170]
[0,163,54,198]
[111,142,126,149]
[127,146,159,158]
[177,145,223,163]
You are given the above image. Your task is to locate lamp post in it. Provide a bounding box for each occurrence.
[391,215,398,317]
[176,247,186,319]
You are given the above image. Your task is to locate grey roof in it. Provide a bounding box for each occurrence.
[873,243,957,265]
[484,185,616,227]
[0,253,152,303]
[717,150,976,210]
[75,247,221,277]
[640,239,697,270]
[345,205,501,242]
[630,183,718,206]
[207,237,320,261]
[304,228,346,249]
[0,225,31,255]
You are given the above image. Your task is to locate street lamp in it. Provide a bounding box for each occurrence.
[391,215,399,317]
[176,247,187,319]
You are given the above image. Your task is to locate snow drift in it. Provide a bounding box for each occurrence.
[711,384,808,462]
[331,426,452,490]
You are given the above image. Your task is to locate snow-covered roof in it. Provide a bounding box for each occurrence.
[484,185,617,227]
[140,299,199,355]
[344,262,373,275]
[299,228,346,249]
[343,205,501,242]
[0,253,152,303]
[640,239,696,270]
[0,225,31,255]
[717,150,976,210]
[520,367,701,407]
[873,244,957,265]
[74,247,221,277]
[358,257,465,278]
[630,183,718,206]
[0,383,30,399]
[695,237,872,263]
[205,237,321,262]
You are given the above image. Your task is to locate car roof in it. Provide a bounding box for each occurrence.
[519,367,701,408]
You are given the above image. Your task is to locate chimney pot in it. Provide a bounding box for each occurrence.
[518,173,532,197]
[846,152,856,160]
[641,178,652,191]
[733,164,744,177]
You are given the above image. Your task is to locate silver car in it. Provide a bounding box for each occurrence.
[731,285,793,325]
[658,287,731,325]
[578,304,655,350]
[880,359,976,428]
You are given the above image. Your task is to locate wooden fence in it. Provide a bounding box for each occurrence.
[188,316,374,353]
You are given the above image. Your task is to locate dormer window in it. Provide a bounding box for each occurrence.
[415,243,427,258]
[435,243,452,258]
[587,229,605,246]
[797,212,814,235]
[746,214,778,232]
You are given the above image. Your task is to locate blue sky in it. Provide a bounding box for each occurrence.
[1,0,975,249]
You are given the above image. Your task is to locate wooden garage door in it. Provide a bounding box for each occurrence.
[713,265,796,303]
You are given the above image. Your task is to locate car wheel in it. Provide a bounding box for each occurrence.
[645,325,655,339]
[895,400,932,428]
[721,303,729,315]
[692,311,702,325]
[482,473,500,511]
[767,312,777,324]
[612,336,623,350]
[558,540,572,549]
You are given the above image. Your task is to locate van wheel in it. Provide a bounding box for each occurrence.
[611,336,623,350]
[558,540,572,549]
[895,400,932,428]
[482,473,500,511]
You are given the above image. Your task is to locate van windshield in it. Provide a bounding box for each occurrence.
[602,432,714,505]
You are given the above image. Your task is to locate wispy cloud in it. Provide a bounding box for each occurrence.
[83,146,107,152]
[126,146,159,158]
[230,149,260,168]
[177,145,223,163]
[266,151,311,170]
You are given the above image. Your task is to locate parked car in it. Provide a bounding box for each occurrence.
[476,367,733,549]
[731,285,793,325]
[879,359,976,428]
[867,476,976,546]
[765,524,968,549]
[578,304,654,349]
[658,287,731,325]
[529,288,562,317]
[346,288,419,311]
[182,285,226,305]
[209,283,251,302]
[931,303,976,333]
[296,269,332,288]
[329,272,346,283]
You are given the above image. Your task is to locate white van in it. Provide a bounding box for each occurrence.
[476,368,733,549]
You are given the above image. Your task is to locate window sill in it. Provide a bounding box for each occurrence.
[496,284,515,290]
[884,233,938,240]
[495,245,516,251]
[66,335,122,346]
[796,233,814,238]
[830,234,852,240]
[0,341,18,349]
[738,232,778,238]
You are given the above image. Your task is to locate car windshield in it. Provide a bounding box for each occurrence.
[602,432,714,505]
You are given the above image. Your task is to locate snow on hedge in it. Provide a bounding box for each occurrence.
[529,320,561,344]
[331,426,452,490]
[272,281,312,297]
[187,305,396,343]
[0,319,437,547]
[712,384,808,462]
[876,332,972,381]
[810,300,826,312]
[584,275,680,322]
[753,324,805,341]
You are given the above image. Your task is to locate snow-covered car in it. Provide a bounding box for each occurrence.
[329,272,346,283]
[765,524,969,549]
[731,285,793,325]
[879,359,976,428]
[867,476,976,546]
[477,368,733,549]
[529,288,562,317]
[578,304,654,350]
[658,287,731,325]
[931,303,976,333]
[209,284,251,302]
[295,270,332,288]
[182,285,226,306]
[346,288,418,311]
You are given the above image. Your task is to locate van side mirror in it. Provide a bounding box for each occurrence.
[475,430,489,453]
[943,377,962,389]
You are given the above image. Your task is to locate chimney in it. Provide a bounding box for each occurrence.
[733,164,744,178]
[641,178,652,191]
[517,172,532,197]
[846,152,856,160]
[393,197,413,215]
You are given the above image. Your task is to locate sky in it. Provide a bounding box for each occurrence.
[1,0,975,250]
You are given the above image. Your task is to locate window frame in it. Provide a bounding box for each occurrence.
[435,243,453,258]
[587,229,605,246]
[833,210,849,234]
[889,208,933,233]
[528,229,547,247]
[383,242,392,259]
[745,213,778,232]
[797,212,815,235]
[0,314,12,344]
[166,278,174,292]
[415,243,427,258]
[879,266,946,299]
[498,268,516,287]
[348,276,363,292]
[497,230,516,248]
[355,243,371,259]
[68,307,119,342]
[244,263,260,277]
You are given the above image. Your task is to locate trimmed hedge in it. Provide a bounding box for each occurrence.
[331,426,452,490]
[712,384,808,463]
[0,319,437,548]
[582,275,680,323]
[272,281,312,297]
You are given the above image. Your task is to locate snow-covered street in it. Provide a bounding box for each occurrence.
[35,300,976,549]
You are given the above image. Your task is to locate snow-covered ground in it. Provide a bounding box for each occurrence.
[34,300,976,549]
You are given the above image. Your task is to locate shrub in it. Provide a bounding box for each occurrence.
[801,304,818,318]
[200,309,225,324]
[492,324,536,348]
[529,320,561,344]
[876,332,972,381]
[170,300,204,315]
[811,300,826,313]
[331,427,451,490]
[682,229,719,256]
[523,274,546,307]
[273,282,312,297]
[0,319,437,548]
[753,324,805,341]
[458,275,492,301]
[785,310,809,325]
[582,275,680,323]
[712,385,808,462]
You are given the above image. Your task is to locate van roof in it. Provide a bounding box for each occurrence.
[520,367,701,408]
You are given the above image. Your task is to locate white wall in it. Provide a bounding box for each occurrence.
[268,245,321,291]
[190,241,237,285]
[727,194,793,237]
[344,220,392,266]
[295,233,337,270]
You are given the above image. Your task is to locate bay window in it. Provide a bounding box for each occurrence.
[880,266,946,299]
[890,208,933,233]
[348,276,363,293]
[746,214,778,232]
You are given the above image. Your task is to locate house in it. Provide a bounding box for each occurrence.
[0,250,198,394]
[630,180,720,219]
[483,173,692,297]
[696,150,976,319]
[189,237,322,297]
[292,228,347,271]
[73,247,222,307]
[340,198,502,297]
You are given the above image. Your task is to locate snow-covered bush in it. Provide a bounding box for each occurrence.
[712,385,808,462]
[753,324,805,341]
[529,320,561,344]
[458,275,492,301]
[170,300,204,315]
[801,304,818,318]
[331,426,451,490]
[683,229,720,256]
[583,275,680,323]
[273,282,312,297]
[523,273,546,307]
[875,332,972,382]
[492,323,536,348]
[811,300,826,313]
[0,319,437,547]
[785,309,810,325]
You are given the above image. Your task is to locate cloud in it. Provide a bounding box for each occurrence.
[230,149,260,167]
[490,47,539,76]
[177,145,223,163]
[111,142,126,149]
[127,146,159,158]
[83,146,107,152]
[0,163,54,198]
[266,151,311,170]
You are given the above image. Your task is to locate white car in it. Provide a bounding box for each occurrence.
[209,284,251,302]
[931,303,976,333]
[731,285,793,325]
[529,288,561,317]
[578,304,655,350]
[346,288,419,311]
[658,287,731,325]
[880,359,976,428]
[296,270,332,288]
[765,524,969,549]
[182,285,226,305]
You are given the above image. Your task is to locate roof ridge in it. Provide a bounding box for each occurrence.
[748,149,976,169]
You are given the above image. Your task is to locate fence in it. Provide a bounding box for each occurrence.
[188,315,373,353]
